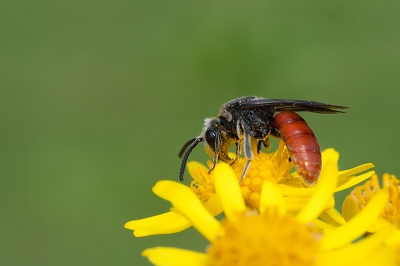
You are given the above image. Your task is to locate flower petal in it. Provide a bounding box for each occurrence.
[317,223,395,266]
[260,181,286,215]
[338,163,374,179]
[314,219,335,230]
[152,180,220,242]
[124,211,192,237]
[335,171,375,192]
[319,208,346,226]
[213,162,246,221]
[285,196,335,213]
[204,194,224,216]
[373,219,400,246]
[125,211,182,229]
[187,161,208,183]
[132,217,192,237]
[356,245,397,266]
[152,180,192,201]
[321,148,339,165]
[320,190,389,251]
[143,247,208,266]
[296,156,339,223]
[385,227,400,246]
[125,193,223,237]
[278,184,315,198]
[341,195,361,222]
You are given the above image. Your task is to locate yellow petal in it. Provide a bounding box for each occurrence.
[125,193,223,237]
[125,211,182,229]
[320,190,389,251]
[152,180,192,201]
[260,181,286,215]
[278,184,315,198]
[335,171,375,192]
[133,216,192,237]
[319,208,346,226]
[338,163,374,179]
[385,228,400,246]
[142,247,208,266]
[296,157,338,223]
[379,219,400,246]
[228,151,236,159]
[317,223,395,266]
[285,196,335,213]
[204,194,224,216]
[187,161,208,183]
[321,148,339,165]
[314,219,335,230]
[152,180,220,242]
[213,162,246,220]
[284,197,311,213]
[341,196,361,222]
[356,246,397,266]
[124,211,193,237]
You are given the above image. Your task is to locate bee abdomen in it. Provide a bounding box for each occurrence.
[273,111,321,187]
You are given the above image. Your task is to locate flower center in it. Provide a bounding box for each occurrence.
[233,141,293,208]
[207,211,319,266]
[350,173,400,228]
[190,141,294,208]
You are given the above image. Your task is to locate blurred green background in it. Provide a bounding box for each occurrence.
[1,1,399,265]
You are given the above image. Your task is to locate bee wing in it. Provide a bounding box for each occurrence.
[238,98,348,114]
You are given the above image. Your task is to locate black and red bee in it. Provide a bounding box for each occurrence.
[178,96,347,187]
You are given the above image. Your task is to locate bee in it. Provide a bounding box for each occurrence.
[178,96,347,187]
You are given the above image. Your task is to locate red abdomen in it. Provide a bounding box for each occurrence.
[273,111,321,187]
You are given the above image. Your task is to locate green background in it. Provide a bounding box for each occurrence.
[2,1,399,265]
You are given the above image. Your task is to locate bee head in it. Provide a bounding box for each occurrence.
[201,118,220,157]
[178,117,221,181]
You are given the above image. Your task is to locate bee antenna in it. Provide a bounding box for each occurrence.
[179,137,203,181]
[178,138,197,158]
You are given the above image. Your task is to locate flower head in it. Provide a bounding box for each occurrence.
[341,172,400,264]
[191,141,293,209]
[342,173,400,229]
[142,162,394,266]
[190,141,374,210]
[207,211,319,266]
[125,143,375,237]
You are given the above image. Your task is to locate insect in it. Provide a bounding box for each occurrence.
[178,96,347,187]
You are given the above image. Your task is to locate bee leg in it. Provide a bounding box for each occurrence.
[239,129,254,183]
[257,140,262,154]
[208,131,221,174]
[230,141,241,165]
[263,137,270,149]
[220,151,232,162]
[257,138,271,153]
[230,120,244,166]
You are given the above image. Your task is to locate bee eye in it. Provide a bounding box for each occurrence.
[205,130,216,149]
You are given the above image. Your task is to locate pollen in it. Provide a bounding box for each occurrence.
[233,141,294,209]
[190,141,294,208]
[206,211,319,266]
[348,173,400,228]
[190,165,216,203]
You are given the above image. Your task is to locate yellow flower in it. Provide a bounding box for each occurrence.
[342,173,400,229]
[191,142,374,210]
[142,162,394,266]
[314,172,400,265]
[125,143,375,237]
[341,173,400,262]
